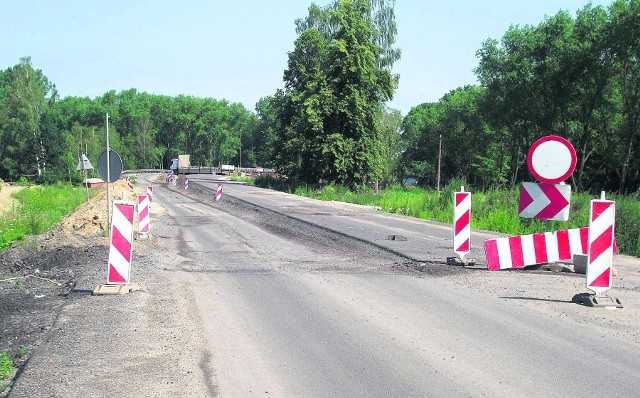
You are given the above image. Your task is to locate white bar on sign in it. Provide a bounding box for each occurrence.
[496,238,512,269]
[520,234,536,266]
[568,228,583,256]
[545,232,560,263]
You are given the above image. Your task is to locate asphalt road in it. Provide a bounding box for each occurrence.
[9,175,640,397]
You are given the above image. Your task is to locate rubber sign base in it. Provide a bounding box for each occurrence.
[93,283,140,296]
[572,293,623,309]
[447,256,477,267]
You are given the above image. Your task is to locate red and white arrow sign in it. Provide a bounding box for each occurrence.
[519,182,571,221]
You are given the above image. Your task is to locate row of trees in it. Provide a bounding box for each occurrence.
[1,0,638,195]
[0,58,258,183]
[400,0,640,194]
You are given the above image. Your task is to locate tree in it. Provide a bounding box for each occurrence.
[0,57,56,180]
[276,0,399,187]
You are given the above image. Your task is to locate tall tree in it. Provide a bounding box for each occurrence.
[0,57,55,180]
[277,0,399,187]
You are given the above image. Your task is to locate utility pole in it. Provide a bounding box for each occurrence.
[437,134,442,192]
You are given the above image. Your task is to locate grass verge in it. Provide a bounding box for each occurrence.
[0,183,96,253]
[255,176,640,257]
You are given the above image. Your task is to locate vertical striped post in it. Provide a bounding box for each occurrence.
[586,192,615,294]
[454,187,471,259]
[215,183,223,201]
[184,178,189,190]
[146,186,153,207]
[107,201,134,284]
[137,194,150,235]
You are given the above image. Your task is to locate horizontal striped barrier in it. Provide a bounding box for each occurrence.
[485,227,617,271]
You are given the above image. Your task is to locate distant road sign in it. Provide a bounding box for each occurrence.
[97,149,123,183]
[527,135,576,184]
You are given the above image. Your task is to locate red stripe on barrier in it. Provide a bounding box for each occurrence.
[579,227,589,254]
[533,233,548,264]
[108,264,127,283]
[111,225,131,263]
[116,203,134,221]
[455,192,469,206]
[455,210,470,235]
[589,226,613,264]
[589,268,611,287]
[557,230,571,260]
[485,240,500,271]
[591,201,613,221]
[508,236,524,268]
[456,239,469,253]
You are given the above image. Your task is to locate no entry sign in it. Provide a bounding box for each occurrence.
[527,135,576,184]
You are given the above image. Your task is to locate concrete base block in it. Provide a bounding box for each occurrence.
[573,254,587,274]
[446,256,477,266]
[93,283,140,296]
[572,293,623,308]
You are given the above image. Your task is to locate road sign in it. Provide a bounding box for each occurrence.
[586,198,615,294]
[106,201,134,284]
[527,135,576,184]
[76,154,93,171]
[518,182,571,221]
[97,149,123,183]
[453,189,471,258]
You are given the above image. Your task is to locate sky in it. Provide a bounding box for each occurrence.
[1,0,612,116]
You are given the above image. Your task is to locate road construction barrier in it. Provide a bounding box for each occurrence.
[107,201,134,284]
[215,183,223,201]
[146,186,153,206]
[586,195,616,293]
[486,227,589,270]
[453,187,471,258]
[184,178,189,190]
[137,194,150,235]
[127,178,133,191]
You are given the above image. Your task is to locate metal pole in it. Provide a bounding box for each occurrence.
[106,113,111,236]
[436,134,442,192]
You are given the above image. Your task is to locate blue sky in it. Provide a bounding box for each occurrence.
[1,0,611,115]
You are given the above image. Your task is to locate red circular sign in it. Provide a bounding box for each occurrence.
[527,135,576,184]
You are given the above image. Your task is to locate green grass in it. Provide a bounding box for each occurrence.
[255,177,640,257]
[0,351,12,388]
[228,174,255,185]
[0,183,96,253]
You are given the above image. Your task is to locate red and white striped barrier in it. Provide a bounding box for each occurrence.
[146,186,153,205]
[453,188,471,258]
[137,194,150,235]
[586,197,615,294]
[184,178,189,190]
[215,183,223,201]
[486,227,588,270]
[127,178,133,191]
[107,201,134,284]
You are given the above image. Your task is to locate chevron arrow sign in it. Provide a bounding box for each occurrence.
[519,182,571,221]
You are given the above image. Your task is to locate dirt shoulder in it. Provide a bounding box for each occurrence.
[0,178,156,396]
